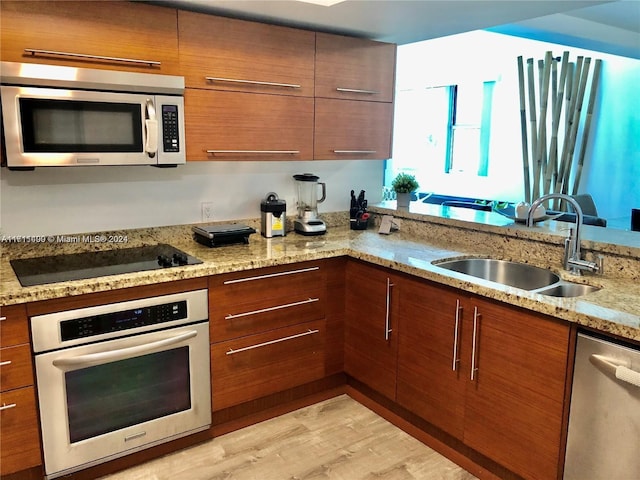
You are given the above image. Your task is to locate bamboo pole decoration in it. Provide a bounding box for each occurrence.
[555,56,584,197]
[533,51,553,199]
[517,51,601,207]
[517,56,531,203]
[572,59,602,195]
[561,57,591,196]
[543,52,569,195]
[526,58,539,199]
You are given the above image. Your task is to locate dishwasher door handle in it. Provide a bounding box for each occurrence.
[590,354,640,388]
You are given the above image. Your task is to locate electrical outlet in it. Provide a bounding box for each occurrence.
[201,202,214,222]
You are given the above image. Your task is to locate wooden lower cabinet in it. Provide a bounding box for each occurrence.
[344,261,399,400]
[397,276,571,480]
[0,387,42,476]
[211,319,327,410]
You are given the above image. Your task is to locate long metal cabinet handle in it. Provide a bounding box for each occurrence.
[24,48,161,66]
[333,150,377,154]
[0,360,12,367]
[470,307,480,381]
[206,150,300,155]
[452,299,462,371]
[223,266,319,285]
[52,330,197,368]
[384,278,394,341]
[226,297,319,320]
[0,403,17,411]
[590,354,640,388]
[336,87,379,94]
[205,76,301,89]
[226,329,319,355]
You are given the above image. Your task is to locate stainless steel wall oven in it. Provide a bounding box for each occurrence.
[31,289,211,479]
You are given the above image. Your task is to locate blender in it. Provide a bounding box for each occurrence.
[293,173,327,235]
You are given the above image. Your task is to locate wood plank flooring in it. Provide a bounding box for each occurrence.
[100,395,477,480]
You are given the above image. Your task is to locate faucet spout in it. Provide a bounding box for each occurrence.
[526,193,598,275]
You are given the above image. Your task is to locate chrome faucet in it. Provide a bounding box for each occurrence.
[526,193,600,275]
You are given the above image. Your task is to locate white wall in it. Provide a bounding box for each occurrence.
[392,31,640,219]
[0,160,383,236]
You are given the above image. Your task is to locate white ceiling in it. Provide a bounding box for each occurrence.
[159,0,639,58]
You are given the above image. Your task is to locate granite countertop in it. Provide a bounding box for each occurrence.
[1,223,639,342]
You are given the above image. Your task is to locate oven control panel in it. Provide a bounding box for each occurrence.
[60,300,187,341]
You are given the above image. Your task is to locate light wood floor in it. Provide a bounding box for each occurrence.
[100,394,477,480]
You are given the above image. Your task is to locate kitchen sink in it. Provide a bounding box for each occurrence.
[433,258,560,290]
[433,257,601,297]
[534,283,601,297]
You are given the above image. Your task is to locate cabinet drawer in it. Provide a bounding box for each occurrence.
[0,304,29,347]
[315,99,393,160]
[211,320,326,410]
[184,89,314,161]
[178,11,315,97]
[0,1,179,75]
[0,387,42,475]
[0,344,34,391]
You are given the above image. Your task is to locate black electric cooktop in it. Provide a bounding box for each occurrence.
[10,244,202,287]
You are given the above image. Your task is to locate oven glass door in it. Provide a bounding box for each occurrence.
[19,97,143,153]
[66,346,190,443]
[34,322,211,479]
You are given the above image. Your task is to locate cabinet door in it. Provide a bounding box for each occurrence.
[397,278,466,438]
[0,304,28,347]
[0,1,179,75]
[211,319,326,410]
[463,297,570,480]
[0,345,33,391]
[0,387,42,475]
[185,89,314,161]
[178,11,315,97]
[344,261,398,400]
[315,33,396,102]
[315,99,393,160]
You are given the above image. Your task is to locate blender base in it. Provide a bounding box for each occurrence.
[294,218,326,235]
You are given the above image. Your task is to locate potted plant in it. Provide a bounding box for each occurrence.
[391,173,419,208]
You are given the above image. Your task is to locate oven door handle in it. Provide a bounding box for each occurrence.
[52,330,197,368]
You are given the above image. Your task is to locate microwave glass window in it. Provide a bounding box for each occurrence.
[19,98,143,152]
[64,346,191,443]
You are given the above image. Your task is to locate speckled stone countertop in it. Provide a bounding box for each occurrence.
[1,211,639,342]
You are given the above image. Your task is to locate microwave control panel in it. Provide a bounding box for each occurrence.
[162,104,180,153]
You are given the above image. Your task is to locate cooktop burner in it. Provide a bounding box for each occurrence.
[10,244,202,287]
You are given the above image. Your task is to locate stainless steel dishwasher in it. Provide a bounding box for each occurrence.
[564,333,640,479]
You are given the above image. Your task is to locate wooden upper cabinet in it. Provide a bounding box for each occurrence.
[315,32,396,103]
[0,1,179,74]
[184,89,314,161]
[315,99,393,160]
[178,11,315,97]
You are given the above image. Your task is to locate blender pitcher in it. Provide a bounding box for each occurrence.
[293,173,327,235]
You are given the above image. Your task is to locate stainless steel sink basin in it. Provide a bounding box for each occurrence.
[433,258,560,290]
[535,283,601,297]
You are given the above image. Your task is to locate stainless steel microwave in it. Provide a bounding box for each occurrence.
[1,62,186,168]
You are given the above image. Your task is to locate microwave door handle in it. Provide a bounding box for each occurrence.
[145,98,158,158]
[52,330,197,369]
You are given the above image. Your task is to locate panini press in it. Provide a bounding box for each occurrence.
[192,224,256,247]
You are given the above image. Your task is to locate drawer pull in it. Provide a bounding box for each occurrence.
[0,360,12,367]
[24,48,161,66]
[333,150,377,155]
[0,403,17,411]
[336,87,379,95]
[223,266,319,285]
[226,298,319,320]
[226,328,319,355]
[0,316,6,321]
[206,150,300,155]
[205,76,301,89]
